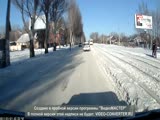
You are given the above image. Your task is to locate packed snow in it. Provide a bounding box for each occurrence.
[92,44,160,112]
[1,44,160,112]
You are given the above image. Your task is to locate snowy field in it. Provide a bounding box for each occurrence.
[93,44,160,111]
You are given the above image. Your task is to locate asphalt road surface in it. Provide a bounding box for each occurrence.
[0,46,125,112]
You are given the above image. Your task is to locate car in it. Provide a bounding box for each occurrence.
[89,41,93,45]
[84,41,89,45]
[83,45,90,51]
[79,43,82,47]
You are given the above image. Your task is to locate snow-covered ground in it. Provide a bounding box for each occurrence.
[0,45,70,79]
[93,44,160,112]
[1,44,160,113]
[0,45,122,112]
[10,46,70,64]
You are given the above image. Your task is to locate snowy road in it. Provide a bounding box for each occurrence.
[93,44,160,111]
[1,44,160,112]
[0,46,125,112]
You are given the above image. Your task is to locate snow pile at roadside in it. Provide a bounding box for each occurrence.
[92,44,160,112]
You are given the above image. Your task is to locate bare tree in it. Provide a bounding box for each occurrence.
[9,24,22,42]
[136,2,149,33]
[50,0,68,48]
[68,0,83,45]
[11,24,22,31]
[63,27,69,45]
[68,0,75,45]
[110,32,119,40]
[136,1,152,48]
[9,30,22,41]
[90,32,99,43]
[81,32,86,43]
[61,17,69,46]
[152,9,160,39]
[55,18,65,46]
[99,34,104,43]
[119,33,129,46]
[98,34,107,44]
[40,0,53,53]
[22,21,30,33]
[12,0,41,57]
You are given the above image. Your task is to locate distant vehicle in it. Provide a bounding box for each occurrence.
[84,41,89,45]
[83,45,90,51]
[79,43,82,47]
[89,39,93,45]
[89,41,93,45]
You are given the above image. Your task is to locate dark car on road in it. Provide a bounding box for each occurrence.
[79,43,82,47]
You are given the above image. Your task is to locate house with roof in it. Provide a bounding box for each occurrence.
[10,33,39,51]
[133,35,145,47]
[10,15,65,51]
[10,33,29,51]
[106,36,118,44]
[16,33,30,46]
[29,15,65,48]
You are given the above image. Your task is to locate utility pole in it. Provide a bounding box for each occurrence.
[4,0,11,67]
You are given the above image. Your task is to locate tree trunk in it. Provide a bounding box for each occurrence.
[53,21,57,51]
[29,30,35,57]
[29,15,36,58]
[71,32,74,46]
[45,13,48,54]
[3,0,11,67]
[70,29,72,45]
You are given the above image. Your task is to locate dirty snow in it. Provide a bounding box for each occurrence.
[93,44,160,112]
[1,44,160,112]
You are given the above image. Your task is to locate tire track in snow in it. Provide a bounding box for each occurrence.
[94,46,160,107]
[118,49,160,64]
[98,46,160,83]
[103,49,160,83]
